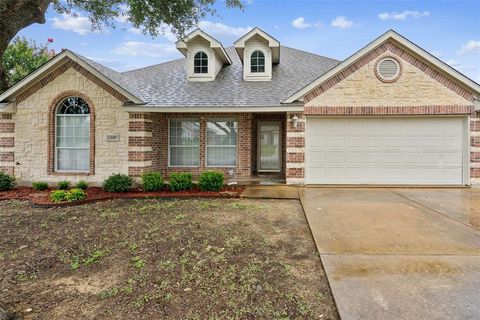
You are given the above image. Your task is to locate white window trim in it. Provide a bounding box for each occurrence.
[250,50,266,74]
[205,118,238,168]
[55,112,90,174]
[168,118,201,168]
[193,51,209,74]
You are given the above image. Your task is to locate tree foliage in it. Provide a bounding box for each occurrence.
[2,37,54,87]
[0,0,244,91]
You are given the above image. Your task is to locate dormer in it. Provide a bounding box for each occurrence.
[234,27,280,81]
[176,29,232,82]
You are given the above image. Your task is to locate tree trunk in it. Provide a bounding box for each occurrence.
[0,0,52,92]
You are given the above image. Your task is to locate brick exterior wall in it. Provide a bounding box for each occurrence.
[286,112,305,185]
[128,113,154,176]
[146,112,254,180]
[0,114,14,175]
[470,112,480,183]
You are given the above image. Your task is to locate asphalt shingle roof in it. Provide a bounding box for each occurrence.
[78,46,340,107]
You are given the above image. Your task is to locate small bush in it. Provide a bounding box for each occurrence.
[142,172,164,192]
[103,174,133,192]
[0,172,16,191]
[50,188,87,203]
[32,182,49,191]
[169,173,193,192]
[76,180,88,190]
[50,190,68,203]
[198,171,224,192]
[66,188,87,202]
[58,181,70,190]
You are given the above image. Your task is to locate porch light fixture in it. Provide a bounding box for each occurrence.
[292,115,299,128]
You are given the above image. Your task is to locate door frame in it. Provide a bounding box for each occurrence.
[257,121,282,173]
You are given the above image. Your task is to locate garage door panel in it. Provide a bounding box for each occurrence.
[306,117,465,185]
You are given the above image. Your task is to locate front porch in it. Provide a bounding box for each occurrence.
[127,111,301,185]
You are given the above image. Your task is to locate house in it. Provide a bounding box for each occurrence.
[0,28,479,186]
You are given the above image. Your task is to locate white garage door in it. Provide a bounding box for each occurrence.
[305,117,466,185]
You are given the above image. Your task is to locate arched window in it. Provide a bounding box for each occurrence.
[55,97,90,172]
[194,51,208,74]
[250,50,265,73]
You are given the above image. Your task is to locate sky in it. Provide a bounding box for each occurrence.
[19,0,480,82]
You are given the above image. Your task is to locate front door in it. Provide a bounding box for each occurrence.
[258,121,282,172]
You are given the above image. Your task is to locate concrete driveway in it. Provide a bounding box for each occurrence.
[299,188,480,320]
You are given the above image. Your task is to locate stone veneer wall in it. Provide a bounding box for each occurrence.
[128,112,253,180]
[470,112,480,184]
[11,67,130,185]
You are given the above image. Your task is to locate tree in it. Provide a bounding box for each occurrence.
[2,37,55,88]
[0,0,243,91]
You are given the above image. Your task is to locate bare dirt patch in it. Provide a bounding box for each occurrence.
[0,198,338,319]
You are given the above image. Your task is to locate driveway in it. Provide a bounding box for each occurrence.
[300,188,480,320]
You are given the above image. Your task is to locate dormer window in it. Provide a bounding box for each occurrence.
[234,27,280,81]
[176,29,232,82]
[250,51,265,73]
[194,51,208,74]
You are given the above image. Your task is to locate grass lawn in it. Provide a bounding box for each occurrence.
[0,198,338,319]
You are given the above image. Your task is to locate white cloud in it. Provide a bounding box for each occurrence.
[197,21,252,37]
[111,41,179,59]
[52,13,98,35]
[291,17,322,29]
[446,59,460,67]
[331,16,354,29]
[457,40,480,55]
[378,10,430,20]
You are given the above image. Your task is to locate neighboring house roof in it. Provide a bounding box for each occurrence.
[284,30,480,103]
[122,46,339,108]
[0,50,145,105]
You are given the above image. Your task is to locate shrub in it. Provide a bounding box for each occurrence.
[66,188,87,202]
[58,181,70,190]
[103,174,133,192]
[50,188,87,203]
[76,180,88,190]
[32,182,49,191]
[142,172,164,192]
[198,171,224,192]
[169,173,193,192]
[0,172,16,191]
[50,190,67,203]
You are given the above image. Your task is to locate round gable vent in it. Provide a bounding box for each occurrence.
[375,57,401,82]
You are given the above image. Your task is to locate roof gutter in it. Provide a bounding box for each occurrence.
[123,105,304,113]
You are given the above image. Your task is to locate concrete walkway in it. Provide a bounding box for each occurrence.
[240,185,299,199]
[300,188,480,320]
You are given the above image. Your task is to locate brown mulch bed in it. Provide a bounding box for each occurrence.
[0,186,244,206]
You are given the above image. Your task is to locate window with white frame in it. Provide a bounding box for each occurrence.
[169,119,200,166]
[250,50,265,73]
[193,51,208,74]
[206,119,237,167]
[56,97,90,172]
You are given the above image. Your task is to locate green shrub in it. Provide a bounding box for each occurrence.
[198,171,224,192]
[58,181,70,190]
[103,174,133,192]
[50,190,68,203]
[32,181,49,191]
[66,188,87,202]
[141,172,164,191]
[169,173,193,192]
[0,172,16,191]
[76,180,88,190]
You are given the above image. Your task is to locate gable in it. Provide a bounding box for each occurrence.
[15,58,129,104]
[305,41,473,107]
